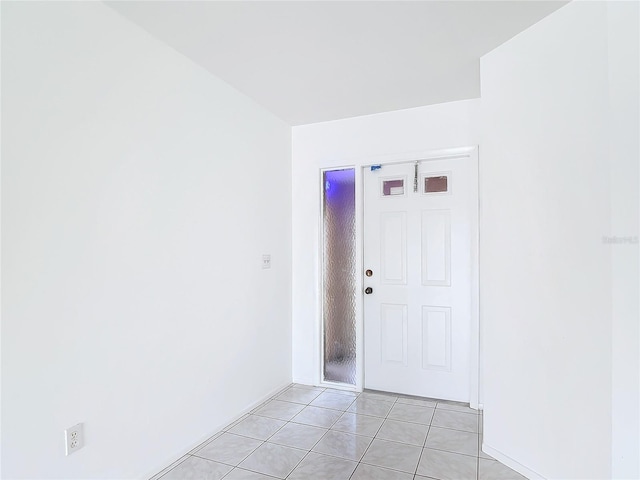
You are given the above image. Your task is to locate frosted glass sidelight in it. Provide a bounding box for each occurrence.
[322,169,357,385]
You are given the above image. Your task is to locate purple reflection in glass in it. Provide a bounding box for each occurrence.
[325,169,355,197]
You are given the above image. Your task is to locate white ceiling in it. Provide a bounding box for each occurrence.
[108,1,567,125]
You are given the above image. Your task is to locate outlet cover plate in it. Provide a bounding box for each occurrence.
[65,423,84,456]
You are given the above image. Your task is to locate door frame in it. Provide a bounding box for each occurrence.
[318,146,480,409]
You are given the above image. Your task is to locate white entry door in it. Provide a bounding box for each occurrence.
[363,156,477,401]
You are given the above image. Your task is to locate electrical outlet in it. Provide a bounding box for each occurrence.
[64,423,84,456]
[262,254,271,269]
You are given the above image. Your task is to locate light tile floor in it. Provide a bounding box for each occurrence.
[151,384,527,480]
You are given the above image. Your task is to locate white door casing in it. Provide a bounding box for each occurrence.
[363,155,478,402]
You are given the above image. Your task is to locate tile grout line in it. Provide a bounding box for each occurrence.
[268,386,328,479]
[285,390,341,478]
[154,455,191,480]
[419,405,483,479]
[204,384,327,480]
[348,392,400,479]
[282,387,359,479]
[276,385,346,479]
[357,392,478,477]
[188,431,267,473]
[413,411,433,477]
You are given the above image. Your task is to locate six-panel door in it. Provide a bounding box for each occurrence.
[363,157,475,401]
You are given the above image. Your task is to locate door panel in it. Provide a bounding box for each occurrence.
[380,303,408,366]
[421,210,451,286]
[421,306,451,371]
[380,212,407,285]
[363,157,476,401]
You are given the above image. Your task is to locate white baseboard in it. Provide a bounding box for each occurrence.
[482,443,546,480]
[319,381,359,393]
[142,381,292,479]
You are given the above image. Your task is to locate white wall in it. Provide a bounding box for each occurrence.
[1,3,292,479]
[607,1,640,477]
[480,1,638,478]
[291,99,480,387]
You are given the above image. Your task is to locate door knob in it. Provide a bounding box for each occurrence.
[365,269,373,277]
[365,287,373,294]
